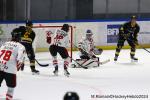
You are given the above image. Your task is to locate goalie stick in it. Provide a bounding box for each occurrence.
[82,59,110,69]
[69,57,88,69]
[35,59,49,67]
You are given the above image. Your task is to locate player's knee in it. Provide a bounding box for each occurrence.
[52,56,57,60]
[7,87,14,93]
[64,57,70,62]
[131,47,136,52]
[28,54,35,61]
[7,83,16,88]
[30,60,35,65]
[62,54,69,59]
[7,87,15,98]
[117,45,122,49]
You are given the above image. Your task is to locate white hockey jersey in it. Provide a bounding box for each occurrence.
[0,41,25,74]
[47,29,70,48]
[78,37,95,55]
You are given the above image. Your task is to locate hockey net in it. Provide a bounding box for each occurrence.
[32,25,73,59]
[0,36,11,47]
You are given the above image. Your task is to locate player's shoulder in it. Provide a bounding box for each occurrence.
[55,29,60,34]
[19,26,26,30]
[80,37,86,41]
[82,37,89,43]
[18,42,25,47]
[57,29,68,36]
[135,23,140,28]
[14,42,25,49]
[1,41,9,46]
[57,29,65,33]
[123,22,130,26]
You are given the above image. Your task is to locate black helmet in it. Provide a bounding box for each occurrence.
[26,20,33,26]
[61,24,69,32]
[63,92,79,100]
[131,15,137,19]
[11,28,21,42]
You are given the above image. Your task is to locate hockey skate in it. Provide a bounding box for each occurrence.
[53,65,58,76]
[131,56,138,62]
[114,56,118,61]
[64,69,70,77]
[71,64,77,68]
[32,69,40,75]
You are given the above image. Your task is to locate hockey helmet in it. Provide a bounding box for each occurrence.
[63,91,79,100]
[130,15,137,25]
[131,15,137,19]
[62,24,69,32]
[26,20,33,26]
[11,28,21,42]
[86,29,93,35]
[86,29,93,39]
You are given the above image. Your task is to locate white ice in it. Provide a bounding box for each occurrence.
[0,49,150,100]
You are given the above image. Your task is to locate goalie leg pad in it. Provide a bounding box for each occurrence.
[74,57,99,68]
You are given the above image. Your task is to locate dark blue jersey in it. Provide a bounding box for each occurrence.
[119,22,140,41]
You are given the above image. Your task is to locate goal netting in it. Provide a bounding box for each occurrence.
[0,35,11,47]
[33,25,73,58]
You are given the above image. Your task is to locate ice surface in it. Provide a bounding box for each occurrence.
[0,49,150,100]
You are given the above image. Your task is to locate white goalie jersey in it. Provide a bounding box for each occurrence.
[47,29,70,48]
[78,37,95,56]
[0,41,25,74]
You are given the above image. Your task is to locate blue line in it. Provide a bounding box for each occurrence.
[0,18,150,24]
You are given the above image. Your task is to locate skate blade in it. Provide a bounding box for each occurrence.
[53,73,58,76]
[32,72,40,75]
[64,73,70,77]
[131,59,138,62]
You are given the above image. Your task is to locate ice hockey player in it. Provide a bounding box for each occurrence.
[72,29,103,68]
[114,15,140,62]
[46,24,70,77]
[0,28,25,100]
[18,20,39,74]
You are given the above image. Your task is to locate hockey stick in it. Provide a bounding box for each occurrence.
[83,59,110,68]
[126,38,150,54]
[98,59,110,65]
[138,45,150,53]
[69,56,88,69]
[35,59,49,67]
[71,57,110,69]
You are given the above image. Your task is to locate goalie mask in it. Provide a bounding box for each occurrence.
[86,29,93,40]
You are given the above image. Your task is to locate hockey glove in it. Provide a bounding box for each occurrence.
[20,63,24,71]
[47,36,51,44]
[92,55,96,58]
[17,62,24,71]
